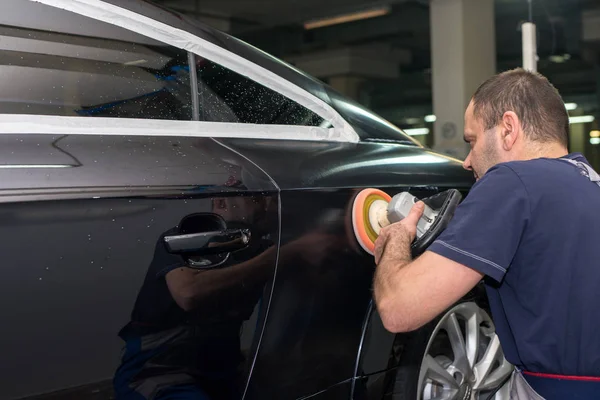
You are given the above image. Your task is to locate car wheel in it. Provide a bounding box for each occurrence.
[391,291,513,400]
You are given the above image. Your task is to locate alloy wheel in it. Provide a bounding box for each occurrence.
[417,302,513,400]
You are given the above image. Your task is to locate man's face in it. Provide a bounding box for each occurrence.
[462,101,502,180]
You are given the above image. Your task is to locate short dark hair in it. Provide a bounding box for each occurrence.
[471,68,569,147]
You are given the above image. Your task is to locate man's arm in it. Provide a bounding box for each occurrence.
[374,249,483,333]
[166,246,276,311]
[373,164,530,333]
[166,231,341,311]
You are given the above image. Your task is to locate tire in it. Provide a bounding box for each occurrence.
[390,285,513,400]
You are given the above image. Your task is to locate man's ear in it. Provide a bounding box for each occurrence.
[500,111,521,150]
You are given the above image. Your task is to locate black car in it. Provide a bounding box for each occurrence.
[0,1,512,399]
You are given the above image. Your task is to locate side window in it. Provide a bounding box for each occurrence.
[0,0,327,128]
[193,55,325,126]
[0,0,193,120]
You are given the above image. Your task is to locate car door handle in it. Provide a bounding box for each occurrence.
[164,229,251,255]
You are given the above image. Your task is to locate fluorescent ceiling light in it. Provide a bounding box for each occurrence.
[590,137,600,145]
[424,115,436,123]
[124,59,148,66]
[590,130,600,138]
[404,127,429,136]
[570,115,595,124]
[565,103,577,111]
[304,7,390,30]
[550,54,571,63]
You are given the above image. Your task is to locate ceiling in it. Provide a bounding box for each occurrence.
[156,0,425,28]
[152,0,600,125]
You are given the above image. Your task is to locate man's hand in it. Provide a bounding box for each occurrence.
[374,201,425,265]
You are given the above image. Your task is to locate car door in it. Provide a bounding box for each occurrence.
[0,135,280,400]
[0,2,282,399]
[217,135,472,400]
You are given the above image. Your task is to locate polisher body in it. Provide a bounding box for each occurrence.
[387,192,439,239]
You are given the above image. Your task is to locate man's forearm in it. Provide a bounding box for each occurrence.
[166,245,277,310]
[373,232,414,333]
[373,253,411,306]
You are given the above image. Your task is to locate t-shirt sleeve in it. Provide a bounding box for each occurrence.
[427,164,530,282]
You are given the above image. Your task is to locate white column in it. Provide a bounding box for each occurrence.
[430,0,496,159]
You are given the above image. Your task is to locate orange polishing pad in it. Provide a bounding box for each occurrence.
[351,188,391,255]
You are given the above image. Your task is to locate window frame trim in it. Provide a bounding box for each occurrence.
[22,0,360,143]
[0,114,349,142]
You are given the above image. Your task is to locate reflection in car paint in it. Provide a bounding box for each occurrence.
[113,194,279,400]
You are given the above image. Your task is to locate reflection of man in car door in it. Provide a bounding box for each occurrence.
[113,191,277,400]
[113,185,340,400]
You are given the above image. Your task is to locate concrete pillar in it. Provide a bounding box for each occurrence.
[328,76,365,103]
[285,44,410,102]
[430,0,496,159]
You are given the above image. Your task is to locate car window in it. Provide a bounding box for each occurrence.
[0,0,326,128]
[193,55,325,126]
[0,0,193,120]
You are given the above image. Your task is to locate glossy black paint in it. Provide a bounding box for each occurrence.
[220,138,472,399]
[244,187,375,399]
[0,136,473,399]
[216,139,474,191]
[0,142,473,400]
[0,135,279,399]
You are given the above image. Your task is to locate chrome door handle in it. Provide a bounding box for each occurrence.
[164,229,251,255]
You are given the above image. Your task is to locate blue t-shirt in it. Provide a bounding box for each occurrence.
[428,153,600,377]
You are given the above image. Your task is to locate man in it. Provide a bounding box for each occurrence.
[373,68,600,399]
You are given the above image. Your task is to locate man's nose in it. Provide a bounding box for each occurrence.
[463,153,473,171]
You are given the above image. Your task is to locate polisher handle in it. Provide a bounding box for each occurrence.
[411,189,463,257]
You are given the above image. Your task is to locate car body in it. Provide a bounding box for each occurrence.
[0,1,512,400]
